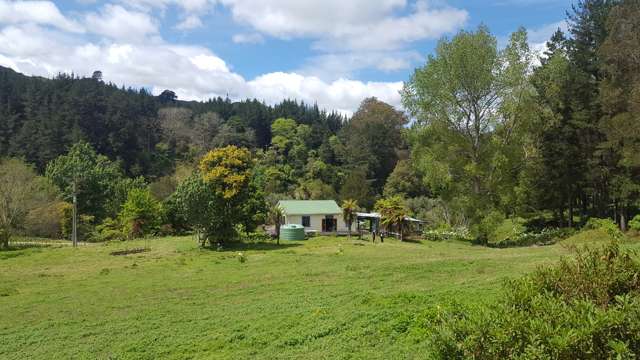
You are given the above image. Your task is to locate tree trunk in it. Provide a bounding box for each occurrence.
[276,224,280,245]
[620,205,627,232]
[347,224,351,240]
[568,195,574,228]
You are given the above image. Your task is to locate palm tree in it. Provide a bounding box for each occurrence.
[268,204,284,245]
[342,199,358,240]
[375,196,408,241]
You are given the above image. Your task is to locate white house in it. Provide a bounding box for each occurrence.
[277,200,348,233]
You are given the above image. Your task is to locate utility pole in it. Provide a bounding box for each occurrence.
[72,177,77,247]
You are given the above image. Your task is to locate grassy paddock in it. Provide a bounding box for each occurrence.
[1,235,637,359]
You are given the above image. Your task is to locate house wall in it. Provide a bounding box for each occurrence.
[284,214,348,232]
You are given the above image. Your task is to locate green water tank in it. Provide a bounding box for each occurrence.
[280,224,306,241]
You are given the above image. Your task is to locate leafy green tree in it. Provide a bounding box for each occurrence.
[403,26,536,226]
[341,199,359,240]
[339,169,375,210]
[174,146,254,247]
[375,196,409,241]
[338,98,407,192]
[118,188,164,238]
[45,142,134,221]
[383,159,428,198]
[597,0,640,230]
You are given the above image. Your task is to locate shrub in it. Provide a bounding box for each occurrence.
[118,188,164,239]
[488,227,576,248]
[423,227,472,242]
[242,232,272,243]
[415,242,640,358]
[629,215,640,232]
[91,218,126,242]
[473,210,505,243]
[23,201,69,238]
[583,217,623,240]
[489,217,526,244]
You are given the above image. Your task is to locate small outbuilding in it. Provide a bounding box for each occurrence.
[277,200,348,234]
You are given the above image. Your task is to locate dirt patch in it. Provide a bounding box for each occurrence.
[109,248,149,256]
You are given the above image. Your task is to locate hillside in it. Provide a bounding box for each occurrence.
[0,66,344,176]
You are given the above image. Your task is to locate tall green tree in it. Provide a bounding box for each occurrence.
[338,98,407,193]
[597,0,640,230]
[403,26,536,225]
[45,142,137,221]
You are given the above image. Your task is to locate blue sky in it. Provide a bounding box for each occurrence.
[0,0,572,114]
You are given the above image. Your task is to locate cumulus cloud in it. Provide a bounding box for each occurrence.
[0,0,83,32]
[84,4,158,41]
[219,0,468,51]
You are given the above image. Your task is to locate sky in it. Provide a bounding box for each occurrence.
[0,0,572,115]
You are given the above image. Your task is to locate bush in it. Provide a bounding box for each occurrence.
[489,217,526,244]
[23,201,69,238]
[629,215,640,232]
[118,188,164,239]
[488,227,576,248]
[414,242,640,358]
[242,232,272,243]
[91,218,126,242]
[423,227,472,242]
[584,217,624,240]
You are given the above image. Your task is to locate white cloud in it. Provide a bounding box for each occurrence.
[526,20,568,60]
[219,0,468,51]
[247,73,402,115]
[301,51,421,80]
[84,4,158,41]
[0,0,83,32]
[175,15,203,30]
[232,33,264,44]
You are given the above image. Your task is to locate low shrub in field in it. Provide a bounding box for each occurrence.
[488,227,575,248]
[414,242,640,358]
[242,232,272,243]
[583,217,623,240]
[91,218,126,242]
[423,227,472,242]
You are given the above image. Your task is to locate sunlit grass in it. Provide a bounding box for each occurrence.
[1,235,638,359]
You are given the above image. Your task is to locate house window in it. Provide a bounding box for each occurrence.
[302,216,311,227]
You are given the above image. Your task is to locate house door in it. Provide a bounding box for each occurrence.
[322,216,337,232]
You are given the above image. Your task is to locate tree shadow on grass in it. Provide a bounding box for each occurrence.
[201,241,302,252]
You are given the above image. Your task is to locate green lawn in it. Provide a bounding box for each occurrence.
[1,235,636,359]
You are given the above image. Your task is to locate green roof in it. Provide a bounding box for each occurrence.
[277,200,341,215]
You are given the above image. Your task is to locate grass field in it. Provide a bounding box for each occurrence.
[1,234,637,359]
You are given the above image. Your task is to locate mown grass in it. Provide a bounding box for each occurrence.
[1,235,638,359]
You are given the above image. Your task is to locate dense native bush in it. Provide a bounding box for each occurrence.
[583,218,624,240]
[415,242,640,358]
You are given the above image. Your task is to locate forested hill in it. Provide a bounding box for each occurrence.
[0,65,345,177]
